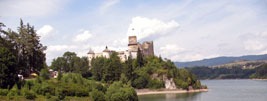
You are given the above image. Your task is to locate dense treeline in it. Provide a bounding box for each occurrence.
[90,49,203,89]
[0,71,137,100]
[50,51,89,77]
[250,64,267,79]
[0,20,46,89]
[186,66,255,79]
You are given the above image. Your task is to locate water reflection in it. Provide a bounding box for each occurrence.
[139,80,267,101]
[139,92,201,101]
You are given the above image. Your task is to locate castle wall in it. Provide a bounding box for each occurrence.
[128,45,138,51]
[88,36,154,67]
[129,36,137,44]
[141,41,154,56]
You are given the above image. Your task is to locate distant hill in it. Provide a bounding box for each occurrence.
[175,54,267,68]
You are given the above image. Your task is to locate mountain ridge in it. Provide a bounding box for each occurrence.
[175,54,267,68]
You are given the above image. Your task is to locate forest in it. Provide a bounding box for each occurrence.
[186,64,267,79]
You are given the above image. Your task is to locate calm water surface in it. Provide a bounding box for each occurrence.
[138,80,267,101]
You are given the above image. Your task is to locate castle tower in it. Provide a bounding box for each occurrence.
[87,49,95,67]
[141,41,154,56]
[103,46,111,58]
[128,36,138,52]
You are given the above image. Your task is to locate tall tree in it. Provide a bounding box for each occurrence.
[136,48,144,68]
[91,57,106,81]
[15,19,47,76]
[63,51,77,72]
[0,47,18,89]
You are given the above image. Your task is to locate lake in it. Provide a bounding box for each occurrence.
[138,80,267,101]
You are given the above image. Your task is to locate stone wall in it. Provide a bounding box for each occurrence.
[141,41,154,56]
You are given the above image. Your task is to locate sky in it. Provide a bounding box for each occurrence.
[1,0,267,65]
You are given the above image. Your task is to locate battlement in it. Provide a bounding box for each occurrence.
[128,36,137,44]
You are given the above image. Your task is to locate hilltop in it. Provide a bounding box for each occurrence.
[175,54,267,68]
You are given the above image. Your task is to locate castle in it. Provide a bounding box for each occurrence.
[87,36,154,66]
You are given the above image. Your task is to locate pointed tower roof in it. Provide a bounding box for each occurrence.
[103,46,110,52]
[87,49,95,54]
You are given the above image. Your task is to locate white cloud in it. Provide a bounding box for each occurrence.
[260,50,267,54]
[46,45,77,52]
[244,40,265,51]
[73,30,92,42]
[127,16,179,40]
[260,31,267,37]
[37,25,53,39]
[100,0,120,14]
[160,44,185,55]
[0,0,67,17]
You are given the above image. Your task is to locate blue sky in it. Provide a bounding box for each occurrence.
[1,0,267,65]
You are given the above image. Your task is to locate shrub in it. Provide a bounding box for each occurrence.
[147,79,165,89]
[24,90,36,100]
[106,82,138,101]
[132,73,150,89]
[57,70,62,81]
[45,93,51,99]
[56,88,65,100]
[91,89,105,101]
[61,73,86,85]
[40,68,50,80]
[0,89,8,96]
[7,84,20,96]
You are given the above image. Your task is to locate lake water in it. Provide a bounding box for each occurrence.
[138,80,267,101]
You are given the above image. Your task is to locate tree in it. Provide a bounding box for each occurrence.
[103,52,122,82]
[136,48,144,68]
[0,47,18,89]
[91,57,106,81]
[1,20,47,76]
[50,57,67,71]
[73,56,89,75]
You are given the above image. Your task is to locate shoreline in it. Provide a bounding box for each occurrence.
[200,79,267,80]
[136,89,209,95]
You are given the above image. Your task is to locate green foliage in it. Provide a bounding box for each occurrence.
[0,89,8,96]
[23,90,36,100]
[0,47,18,89]
[91,57,106,81]
[250,64,267,79]
[106,81,138,101]
[91,52,123,83]
[147,79,165,89]
[40,68,50,80]
[120,73,128,84]
[51,51,89,76]
[187,66,256,79]
[132,71,150,89]
[61,73,86,85]
[136,48,144,68]
[7,84,20,96]
[56,87,65,100]
[91,53,203,90]
[91,89,106,101]
[45,92,51,99]
[57,70,62,81]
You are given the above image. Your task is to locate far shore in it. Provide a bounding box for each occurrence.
[200,78,267,80]
[136,89,209,95]
[251,79,267,80]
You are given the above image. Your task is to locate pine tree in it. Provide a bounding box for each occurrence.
[136,48,144,67]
